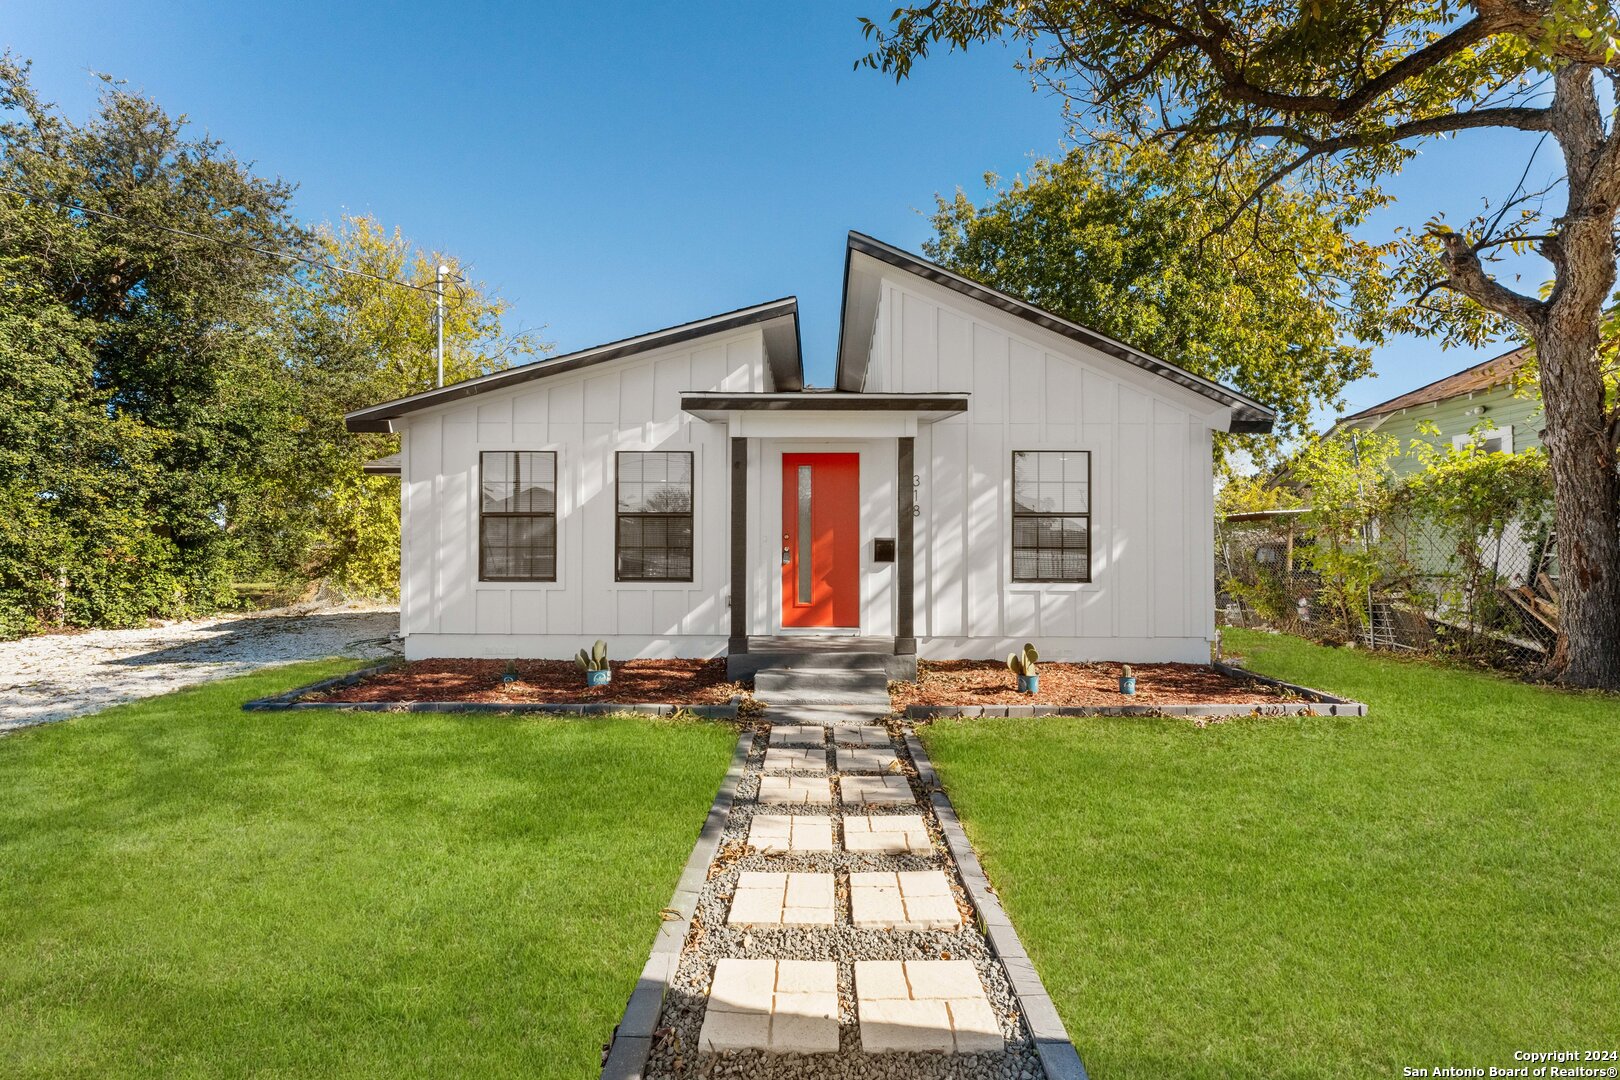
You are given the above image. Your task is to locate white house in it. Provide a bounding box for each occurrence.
[347,232,1275,675]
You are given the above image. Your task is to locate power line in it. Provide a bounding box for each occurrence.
[0,181,461,297]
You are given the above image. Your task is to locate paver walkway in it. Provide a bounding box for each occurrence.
[630,680,1064,1080]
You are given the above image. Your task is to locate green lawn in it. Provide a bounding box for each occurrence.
[920,630,1620,1079]
[0,662,737,1079]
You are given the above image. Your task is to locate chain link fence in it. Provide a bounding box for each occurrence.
[1217,506,1559,667]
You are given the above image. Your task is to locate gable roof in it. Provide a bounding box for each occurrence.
[834,231,1277,433]
[1335,345,1530,427]
[344,297,801,433]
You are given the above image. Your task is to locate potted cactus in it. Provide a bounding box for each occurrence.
[1118,664,1136,696]
[1007,642,1040,695]
[576,639,611,687]
[501,660,520,686]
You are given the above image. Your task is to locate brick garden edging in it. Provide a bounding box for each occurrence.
[600,731,754,1080]
[904,666,1366,720]
[902,727,1090,1080]
[242,665,740,719]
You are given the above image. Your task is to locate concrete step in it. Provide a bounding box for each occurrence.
[753,667,892,707]
[754,667,888,694]
[727,648,916,681]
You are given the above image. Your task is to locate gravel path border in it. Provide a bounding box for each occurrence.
[602,731,755,1079]
[903,731,1088,1080]
[602,708,1088,1080]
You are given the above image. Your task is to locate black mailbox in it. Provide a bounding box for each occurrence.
[872,537,896,563]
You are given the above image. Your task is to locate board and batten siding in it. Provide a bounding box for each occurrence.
[397,329,770,660]
[868,274,1221,662]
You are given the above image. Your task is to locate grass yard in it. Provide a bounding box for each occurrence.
[0,662,737,1079]
[920,630,1620,1079]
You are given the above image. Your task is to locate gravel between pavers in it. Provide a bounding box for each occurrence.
[645,724,1044,1080]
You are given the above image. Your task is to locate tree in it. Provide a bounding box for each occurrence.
[247,216,547,595]
[0,55,302,632]
[926,140,1389,466]
[860,0,1620,688]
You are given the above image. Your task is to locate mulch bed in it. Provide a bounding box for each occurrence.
[316,659,743,705]
[889,660,1289,708]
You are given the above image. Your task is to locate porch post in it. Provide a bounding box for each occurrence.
[896,436,917,655]
[729,436,748,655]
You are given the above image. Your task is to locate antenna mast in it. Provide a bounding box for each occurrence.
[434,263,448,387]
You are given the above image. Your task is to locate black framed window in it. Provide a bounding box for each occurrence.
[479,451,557,581]
[1012,451,1091,582]
[616,451,694,582]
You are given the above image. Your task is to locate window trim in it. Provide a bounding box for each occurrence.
[1452,425,1514,454]
[1010,449,1093,584]
[614,450,696,583]
[478,450,559,583]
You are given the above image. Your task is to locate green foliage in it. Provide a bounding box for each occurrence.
[1215,474,1304,518]
[860,0,1620,684]
[0,56,300,634]
[1288,431,1408,631]
[926,141,1387,466]
[0,52,544,634]
[246,215,546,598]
[1402,441,1554,633]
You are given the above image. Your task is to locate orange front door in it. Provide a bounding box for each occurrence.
[781,453,860,628]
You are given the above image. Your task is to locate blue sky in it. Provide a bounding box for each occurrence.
[5,1,1557,423]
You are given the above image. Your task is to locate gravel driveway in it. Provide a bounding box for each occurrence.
[0,603,400,733]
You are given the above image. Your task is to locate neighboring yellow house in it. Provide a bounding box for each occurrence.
[1328,346,1540,473]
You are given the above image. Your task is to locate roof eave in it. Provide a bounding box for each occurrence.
[344,297,801,433]
[837,231,1276,423]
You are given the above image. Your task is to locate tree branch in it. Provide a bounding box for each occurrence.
[1434,229,1547,330]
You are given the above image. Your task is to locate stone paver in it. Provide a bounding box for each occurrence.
[839,774,914,806]
[835,747,900,773]
[855,960,1003,1053]
[849,870,962,930]
[842,814,932,854]
[768,724,827,747]
[728,871,836,926]
[762,747,827,773]
[747,814,835,853]
[831,724,891,748]
[756,775,833,804]
[700,958,840,1054]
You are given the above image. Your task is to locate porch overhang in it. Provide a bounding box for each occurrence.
[362,453,401,476]
[682,391,968,438]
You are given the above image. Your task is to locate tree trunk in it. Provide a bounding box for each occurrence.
[1536,320,1620,688]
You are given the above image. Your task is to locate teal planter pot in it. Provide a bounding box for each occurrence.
[586,668,612,688]
[1118,675,1136,695]
[1017,673,1039,695]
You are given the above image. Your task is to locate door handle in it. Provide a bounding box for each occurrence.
[782,534,791,565]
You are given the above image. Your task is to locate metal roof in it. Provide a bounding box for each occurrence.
[1335,345,1530,426]
[344,297,801,433]
[834,231,1277,434]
